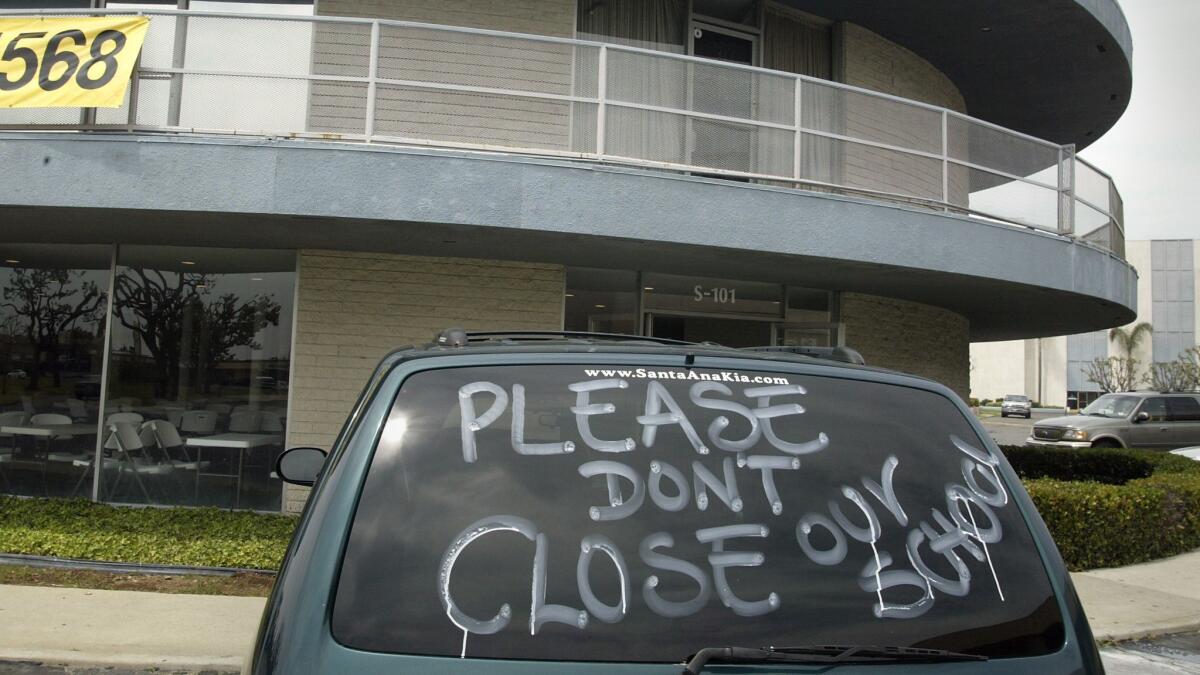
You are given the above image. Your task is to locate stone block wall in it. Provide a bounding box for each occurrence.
[838,23,969,207]
[840,292,970,400]
[283,249,564,512]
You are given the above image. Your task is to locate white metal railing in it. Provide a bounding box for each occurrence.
[0,8,1125,258]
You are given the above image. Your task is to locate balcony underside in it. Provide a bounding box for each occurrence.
[787,0,1132,148]
[0,133,1136,341]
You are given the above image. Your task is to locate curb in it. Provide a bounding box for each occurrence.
[1095,619,1200,644]
[0,650,241,673]
[0,553,275,577]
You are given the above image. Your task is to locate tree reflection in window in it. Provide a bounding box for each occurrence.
[1,268,106,392]
[113,268,281,399]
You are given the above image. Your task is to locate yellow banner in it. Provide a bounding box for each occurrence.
[0,16,149,109]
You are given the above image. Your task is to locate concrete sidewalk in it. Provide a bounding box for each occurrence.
[0,549,1198,671]
[0,585,263,672]
[1073,548,1200,642]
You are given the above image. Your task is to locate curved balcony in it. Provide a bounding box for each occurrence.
[0,7,1125,259]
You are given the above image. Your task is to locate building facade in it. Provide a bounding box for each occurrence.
[972,240,1199,409]
[1,0,1136,511]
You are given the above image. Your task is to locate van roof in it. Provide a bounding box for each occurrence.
[378,329,922,384]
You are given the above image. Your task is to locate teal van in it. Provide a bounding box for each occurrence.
[248,331,1103,674]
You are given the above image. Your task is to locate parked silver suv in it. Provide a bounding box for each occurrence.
[1028,391,1200,449]
[1001,394,1032,418]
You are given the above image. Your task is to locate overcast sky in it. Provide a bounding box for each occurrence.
[1078,0,1200,242]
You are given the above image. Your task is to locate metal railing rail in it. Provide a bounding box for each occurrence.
[0,7,1126,258]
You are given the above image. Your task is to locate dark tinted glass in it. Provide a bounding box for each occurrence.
[334,365,1063,662]
[1140,397,1169,422]
[1168,396,1200,422]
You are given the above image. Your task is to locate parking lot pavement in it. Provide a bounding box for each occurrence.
[977,410,1061,446]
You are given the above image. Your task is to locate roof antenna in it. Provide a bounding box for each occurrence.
[436,327,469,347]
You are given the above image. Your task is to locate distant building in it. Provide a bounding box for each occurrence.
[972,239,1199,407]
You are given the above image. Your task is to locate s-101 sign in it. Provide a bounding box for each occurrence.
[693,285,736,304]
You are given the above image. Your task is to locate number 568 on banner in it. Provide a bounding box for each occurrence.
[0,16,149,108]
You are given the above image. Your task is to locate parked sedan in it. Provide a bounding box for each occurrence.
[1029,392,1200,449]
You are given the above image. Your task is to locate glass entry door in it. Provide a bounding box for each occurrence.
[646,313,773,348]
[775,323,835,347]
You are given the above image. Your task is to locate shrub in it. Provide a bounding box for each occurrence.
[0,497,296,570]
[999,445,1200,570]
[1000,445,1155,484]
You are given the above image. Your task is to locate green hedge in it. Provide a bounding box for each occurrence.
[999,444,1157,484]
[0,497,296,570]
[1000,445,1200,570]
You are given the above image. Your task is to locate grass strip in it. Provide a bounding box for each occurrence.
[0,496,296,571]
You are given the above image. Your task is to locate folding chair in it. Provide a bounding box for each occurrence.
[73,422,172,502]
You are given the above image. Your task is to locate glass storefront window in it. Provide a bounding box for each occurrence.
[100,246,295,509]
[565,268,639,335]
[0,245,111,498]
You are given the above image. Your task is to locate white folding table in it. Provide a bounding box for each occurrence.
[1,423,100,438]
[185,432,282,507]
[0,423,100,495]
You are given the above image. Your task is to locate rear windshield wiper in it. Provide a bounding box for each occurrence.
[683,645,987,673]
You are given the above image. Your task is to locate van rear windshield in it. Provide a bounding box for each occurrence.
[332,365,1063,662]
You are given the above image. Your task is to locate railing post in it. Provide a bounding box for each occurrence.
[364,20,380,141]
[940,110,949,207]
[126,49,142,128]
[167,4,190,127]
[793,76,802,182]
[1059,144,1076,235]
[596,44,607,156]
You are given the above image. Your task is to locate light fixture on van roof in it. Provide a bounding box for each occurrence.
[181,260,196,265]
[644,287,654,291]
[595,304,606,308]
[4,259,18,264]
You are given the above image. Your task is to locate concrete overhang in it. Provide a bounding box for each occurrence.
[785,0,1132,149]
[0,133,1137,341]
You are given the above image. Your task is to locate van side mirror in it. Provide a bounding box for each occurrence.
[277,446,327,486]
[1134,411,1150,423]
